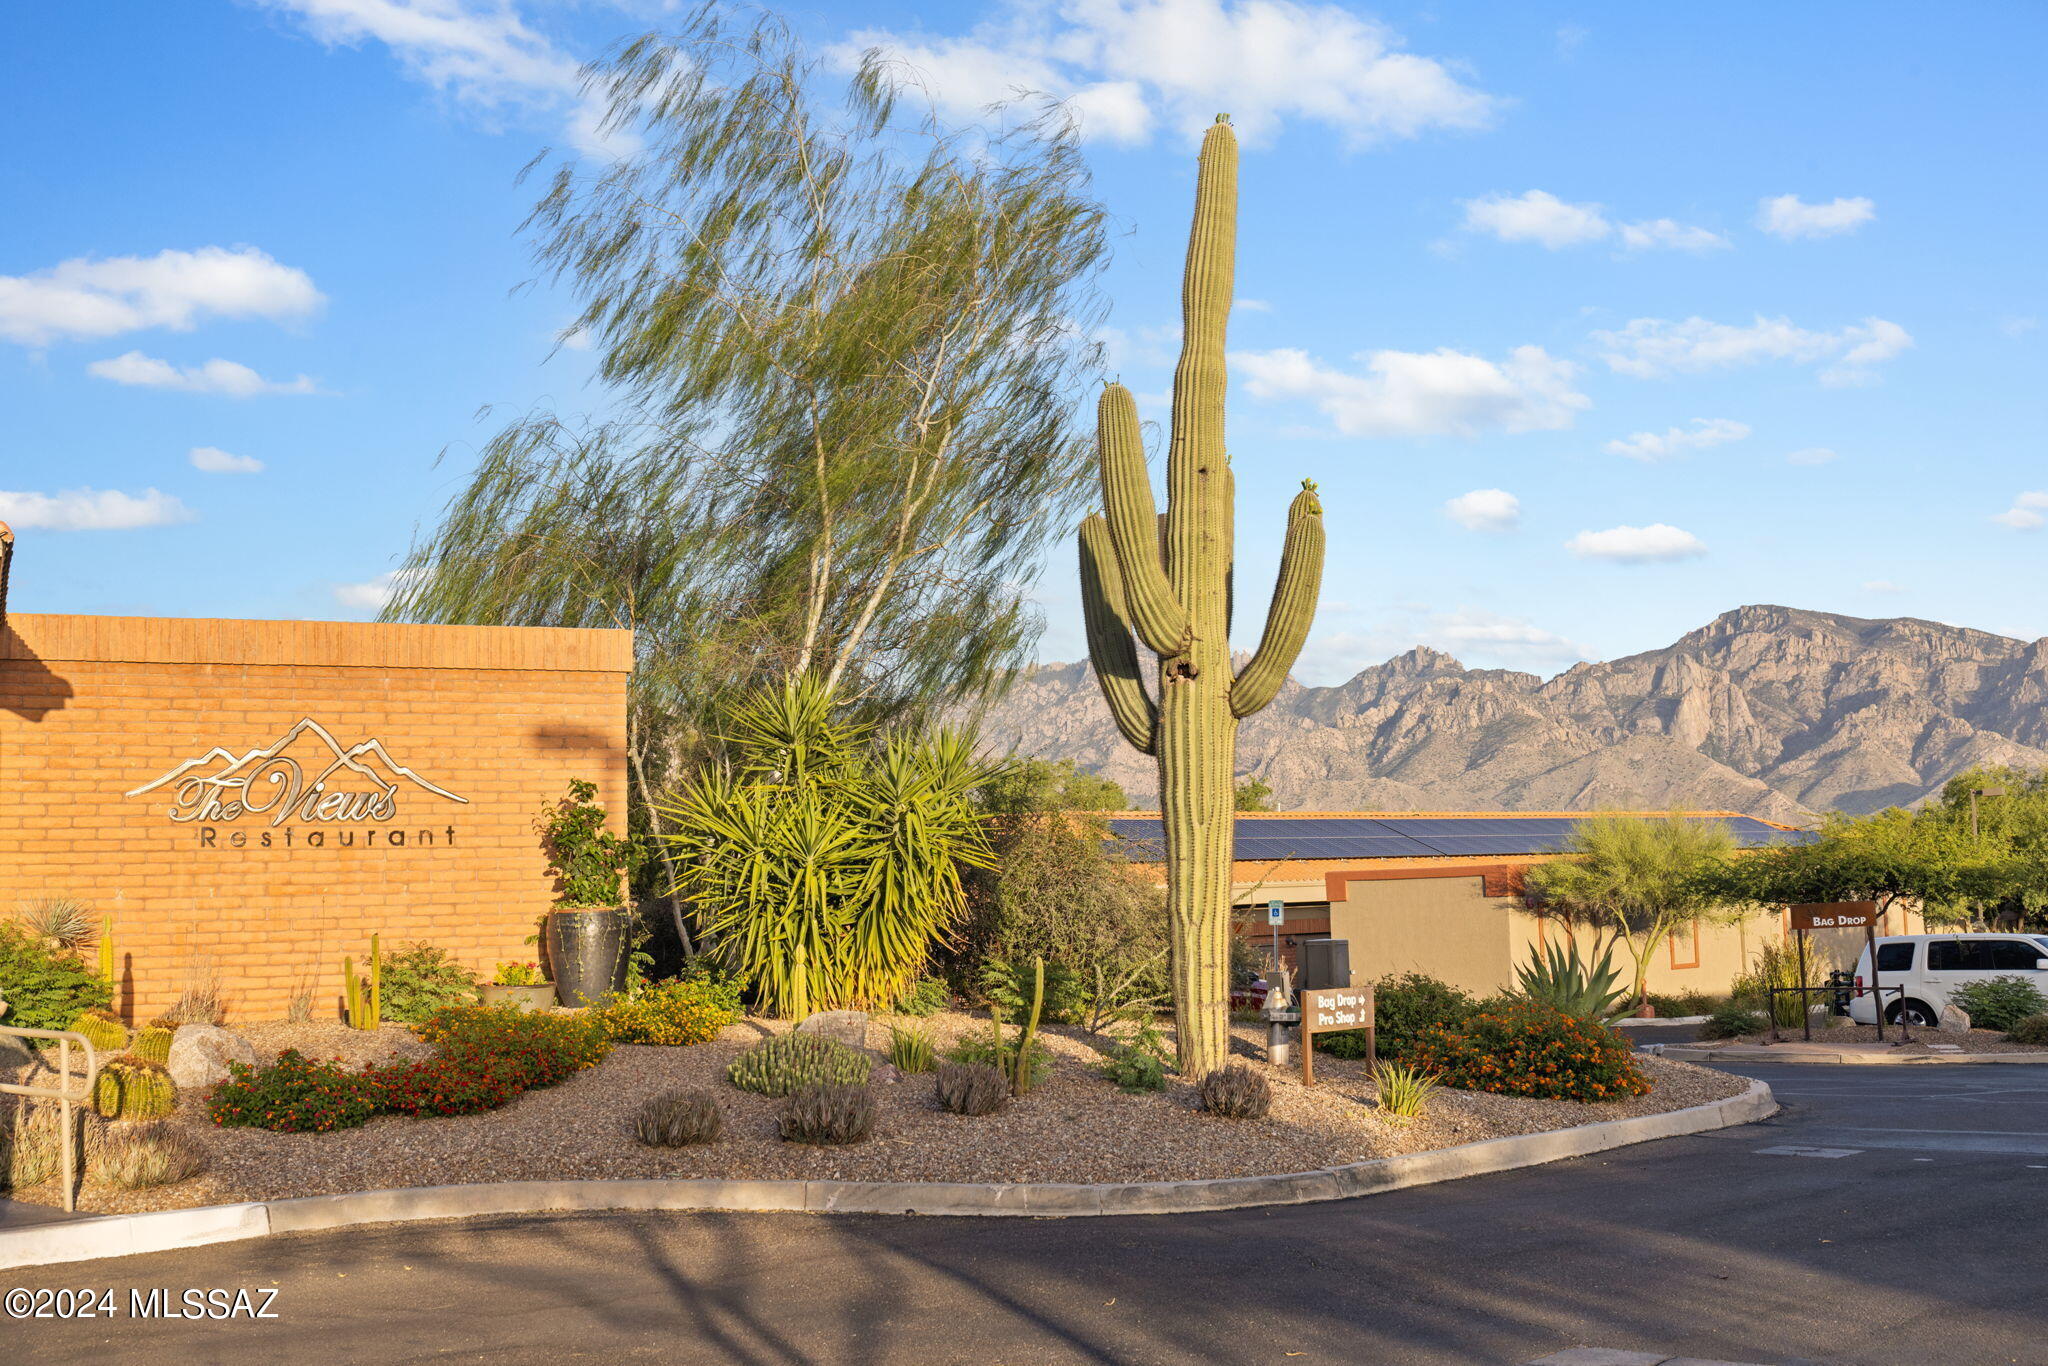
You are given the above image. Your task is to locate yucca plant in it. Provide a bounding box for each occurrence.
[1514,938,1631,1023]
[658,676,996,1017]
[1371,1062,1440,1124]
[15,897,95,950]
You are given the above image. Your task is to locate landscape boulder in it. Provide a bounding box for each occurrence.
[166,1024,259,1089]
[1936,1003,1973,1035]
[794,1010,869,1051]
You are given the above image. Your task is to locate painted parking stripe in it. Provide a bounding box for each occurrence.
[1754,1145,1863,1158]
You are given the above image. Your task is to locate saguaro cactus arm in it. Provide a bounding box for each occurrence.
[1231,480,1325,717]
[1078,515,1159,754]
[1096,384,1190,658]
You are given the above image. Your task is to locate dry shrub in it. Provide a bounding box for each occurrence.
[778,1083,876,1145]
[934,1062,1008,1116]
[98,1121,207,1189]
[1197,1064,1272,1120]
[634,1089,724,1147]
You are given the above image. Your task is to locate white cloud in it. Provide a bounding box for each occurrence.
[1592,313,1912,384]
[1459,191,1724,251]
[1461,190,1608,248]
[2001,316,2039,338]
[87,351,323,397]
[1443,488,1519,532]
[1992,491,2048,531]
[189,445,265,474]
[1233,298,1272,313]
[1615,218,1729,252]
[1565,523,1706,563]
[1787,447,1839,466]
[839,0,1500,147]
[333,568,420,611]
[1862,580,1904,594]
[1233,344,1588,437]
[1756,194,1875,240]
[0,487,195,532]
[0,246,322,347]
[1603,417,1750,461]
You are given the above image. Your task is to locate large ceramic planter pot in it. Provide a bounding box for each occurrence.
[479,984,555,1013]
[546,907,629,1008]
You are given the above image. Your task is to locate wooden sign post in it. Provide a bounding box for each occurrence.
[1783,901,1882,1042]
[1299,984,1375,1085]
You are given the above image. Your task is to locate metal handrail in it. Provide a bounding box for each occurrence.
[1,1026,102,1212]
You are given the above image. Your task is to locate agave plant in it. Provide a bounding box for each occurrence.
[1514,938,1631,1023]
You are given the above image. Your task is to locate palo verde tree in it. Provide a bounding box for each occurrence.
[1720,805,2002,928]
[1077,116,1325,1078]
[1521,814,1747,1009]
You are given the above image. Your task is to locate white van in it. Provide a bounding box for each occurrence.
[1847,933,2048,1026]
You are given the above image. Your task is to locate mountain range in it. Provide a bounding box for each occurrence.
[974,606,2048,821]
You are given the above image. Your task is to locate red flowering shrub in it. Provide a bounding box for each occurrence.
[1407,1000,1651,1103]
[372,1053,527,1118]
[208,1049,383,1133]
[414,1005,612,1086]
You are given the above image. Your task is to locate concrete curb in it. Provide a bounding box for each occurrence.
[1664,1044,2048,1066]
[0,1079,1773,1270]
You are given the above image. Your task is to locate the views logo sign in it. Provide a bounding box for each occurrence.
[127,718,470,826]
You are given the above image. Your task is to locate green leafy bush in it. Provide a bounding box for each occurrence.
[1095,1042,1167,1093]
[1372,972,1478,1061]
[376,943,482,1025]
[1314,1029,1376,1060]
[892,976,950,1016]
[1645,990,1722,1017]
[981,956,1085,1027]
[594,976,741,1045]
[1699,1002,1767,1040]
[539,779,640,908]
[2006,1014,2048,1046]
[0,924,111,1032]
[1951,976,2048,1034]
[1731,941,1809,1027]
[1408,1000,1651,1103]
[727,1033,872,1096]
[209,1050,384,1133]
[946,1028,1051,1090]
[411,1005,612,1087]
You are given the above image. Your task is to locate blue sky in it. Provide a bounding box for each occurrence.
[4,1,2043,683]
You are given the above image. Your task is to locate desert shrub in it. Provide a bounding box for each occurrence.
[634,1089,724,1147]
[1699,1002,1767,1040]
[1095,1042,1168,1093]
[886,1023,936,1074]
[371,1052,532,1118]
[2,1103,62,1189]
[1951,976,2048,1034]
[1314,1029,1376,1060]
[1372,1062,1440,1122]
[412,1005,613,1087]
[67,1010,130,1053]
[2006,1013,2048,1046]
[778,1083,876,1145]
[892,976,950,1016]
[1731,941,1809,1027]
[727,1033,872,1096]
[209,1050,384,1133]
[1197,1064,1272,1119]
[1645,989,1721,1017]
[595,976,741,1045]
[0,924,111,1032]
[165,960,227,1026]
[378,944,484,1025]
[97,1121,208,1189]
[130,1025,176,1065]
[981,956,1085,1027]
[91,1059,175,1120]
[14,897,97,949]
[1371,973,1478,1061]
[934,1062,1008,1116]
[1408,1000,1650,1103]
[946,1028,1051,1090]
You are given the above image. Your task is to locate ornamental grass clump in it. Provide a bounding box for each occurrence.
[1196,1064,1272,1120]
[934,1062,1008,1116]
[209,1050,384,1133]
[91,1058,175,1121]
[1407,1000,1651,1103]
[727,1033,871,1096]
[885,1023,935,1074]
[97,1121,208,1190]
[634,1089,724,1147]
[1,1103,62,1190]
[595,975,742,1046]
[778,1083,876,1146]
[1370,1062,1440,1124]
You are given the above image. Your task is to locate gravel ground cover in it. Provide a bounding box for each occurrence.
[1689,1024,2042,1054]
[5,1011,1748,1216]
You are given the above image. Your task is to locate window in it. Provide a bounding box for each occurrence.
[1667,919,1700,970]
[1874,942,1914,973]
[1989,940,2046,971]
[1926,939,1997,972]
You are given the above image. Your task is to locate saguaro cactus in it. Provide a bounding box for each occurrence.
[1077,115,1324,1078]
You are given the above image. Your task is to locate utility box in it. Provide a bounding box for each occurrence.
[1299,938,1352,992]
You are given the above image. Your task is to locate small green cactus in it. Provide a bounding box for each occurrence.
[98,914,116,987]
[726,1033,871,1096]
[343,934,384,1030]
[92,1059,176,1121]
[67,1010,129,1054]
[130,1026,176,1066]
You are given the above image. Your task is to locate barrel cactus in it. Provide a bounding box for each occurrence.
[1077,114,1324,1077]
[130,1026,176,1066]
[66,1010,129,1054]
[92,1059,176,1121]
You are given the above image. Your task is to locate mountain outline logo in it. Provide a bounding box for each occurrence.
[127,717,471,826]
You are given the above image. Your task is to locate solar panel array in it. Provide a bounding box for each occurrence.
[1104,814,1815,862]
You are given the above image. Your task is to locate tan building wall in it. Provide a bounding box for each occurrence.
[1326,874,1514,997]
[1,613,632,1023]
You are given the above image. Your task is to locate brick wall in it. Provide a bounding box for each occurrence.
[0,614,632,1023]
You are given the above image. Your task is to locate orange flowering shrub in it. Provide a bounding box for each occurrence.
[1407,1000,1650,1103]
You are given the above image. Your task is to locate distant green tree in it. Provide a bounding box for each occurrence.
[1718,807,1997,928]
[1521,814,1746,1008]
[1234,777,1276,812]
[977,757,1126,815]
